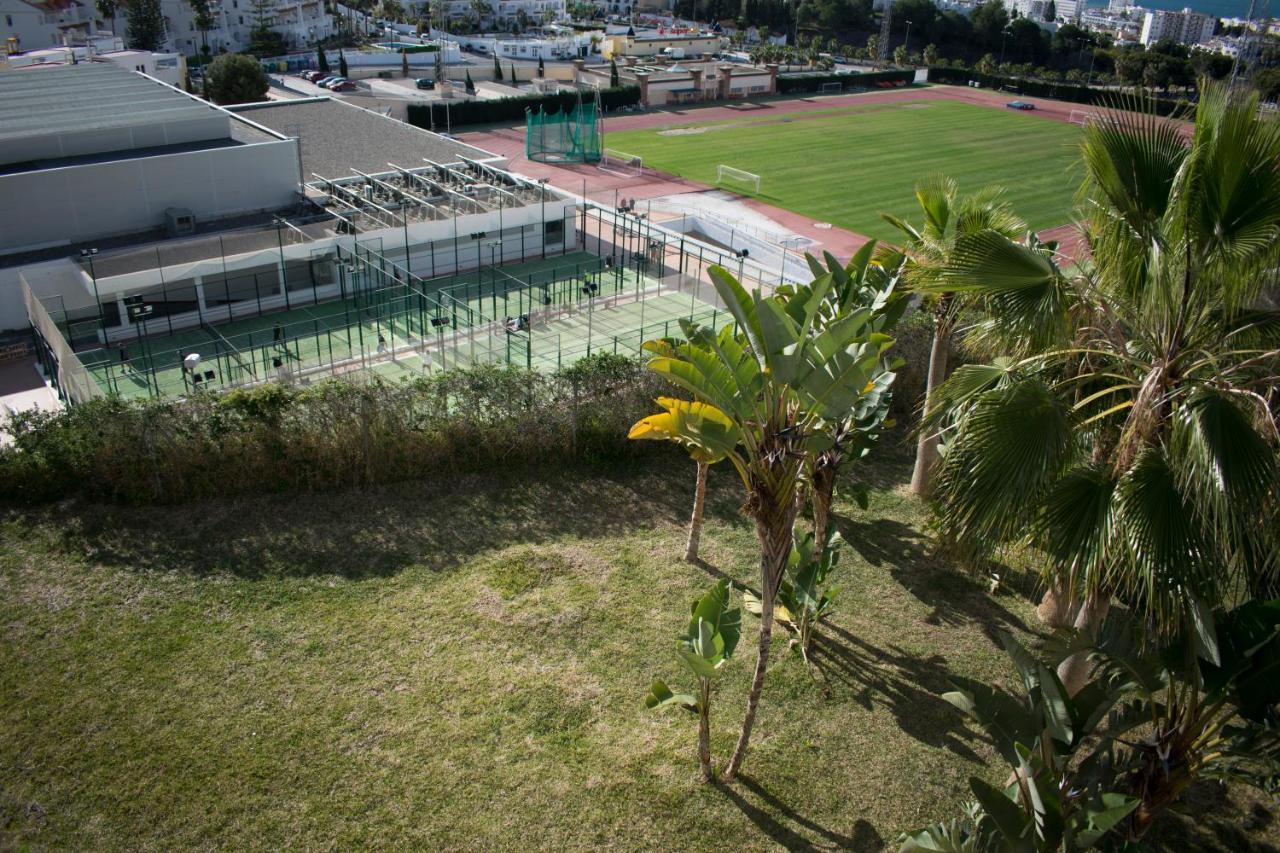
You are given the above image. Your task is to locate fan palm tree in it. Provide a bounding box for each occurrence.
[882,176,1027,497]
[923,83,1280,692]
[630,264,898,781]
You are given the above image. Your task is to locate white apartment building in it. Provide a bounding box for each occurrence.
[1140,7,1215,47]
[1,0,332,56]
[1006,0,1053,21]
[1,0,99,51]
[432,0,564,28]
[160,0,332,56]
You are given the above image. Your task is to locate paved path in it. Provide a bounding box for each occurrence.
[458,84,1101,264]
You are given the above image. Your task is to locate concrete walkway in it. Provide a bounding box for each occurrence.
[0,358,62,446]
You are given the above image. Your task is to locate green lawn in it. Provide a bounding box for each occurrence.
[2,449,1274,849]
[606,100,1083,242]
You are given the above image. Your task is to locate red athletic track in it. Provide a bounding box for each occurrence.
[458,84,1113,263]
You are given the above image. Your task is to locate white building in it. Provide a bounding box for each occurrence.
[432,0,564,30]
[1,0,333,56]
[0,38,187,85]
[1,0,99,51]
[1140,7,1215,47]
[159,0,333,56]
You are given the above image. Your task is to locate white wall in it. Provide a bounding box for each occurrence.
[0,139,301,255]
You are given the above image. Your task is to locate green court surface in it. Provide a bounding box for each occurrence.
[604,99,1083,242]
[79,253,719,399]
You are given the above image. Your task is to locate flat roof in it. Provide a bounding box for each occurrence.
[227,97,498,180]
[0,63,224,150]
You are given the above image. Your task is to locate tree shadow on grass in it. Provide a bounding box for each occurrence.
[718,775,884,852]
[809,624,987,763]
[1145,780,1279,852]
[833,512,1031,643]
[33,460,731,581]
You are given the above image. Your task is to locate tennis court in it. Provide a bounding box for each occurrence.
[78,249,726,399]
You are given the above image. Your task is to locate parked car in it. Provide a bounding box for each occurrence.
[329,80,357,92]
[319,77,348,89]
[314,76,340,87]
[415,77,435,90]
[1006,100,1035,110]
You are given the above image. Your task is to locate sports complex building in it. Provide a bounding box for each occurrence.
[2,63,785,405]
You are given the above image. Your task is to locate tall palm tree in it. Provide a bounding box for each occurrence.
[882,176,1027,497]
[630,264,898,781]
[923,83,1280,691]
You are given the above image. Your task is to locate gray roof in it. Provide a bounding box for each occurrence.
[228,97,497,180]
[0,63,223,144]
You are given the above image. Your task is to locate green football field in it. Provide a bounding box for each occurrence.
[605,99,1084,242]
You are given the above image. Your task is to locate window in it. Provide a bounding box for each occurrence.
[544,219,565,244]
[5,15,12,26]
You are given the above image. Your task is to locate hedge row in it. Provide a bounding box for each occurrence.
[406,86,641,129]
[925,67,1190,117]
[0,355,670,506]
[777,68,915,94]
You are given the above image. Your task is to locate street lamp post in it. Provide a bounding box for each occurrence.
[904,20,912,57]
[1000,26,1010,67]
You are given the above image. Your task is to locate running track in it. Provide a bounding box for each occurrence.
[458,84,1106,263]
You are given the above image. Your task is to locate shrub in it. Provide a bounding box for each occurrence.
[406,86,640,129]
[776,69,914,94]
[925,67,1188,117]
[206,53,269,105]
[0,358,669,505]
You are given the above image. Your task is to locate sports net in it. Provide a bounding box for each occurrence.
[1069,109,1100,125]
[717,165,761,194]
[819,81,843,94]
[202,323,260,385]
[599,148,643,177]
[22,275,102,405]
[526,96,604,164]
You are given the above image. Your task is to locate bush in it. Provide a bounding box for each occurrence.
[206,53,269,105]
[925,67,1188,117]
[0,357,669,505]
[406,86,641,129]
[776,69,914,94]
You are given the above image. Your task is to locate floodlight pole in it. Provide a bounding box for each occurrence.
[81,248,104,345]
[539,178,548,259]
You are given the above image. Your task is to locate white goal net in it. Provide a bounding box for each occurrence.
[716,164,761,194]
[819,81,843,95]
[599,148,643,177]
[1069,109,1100,126]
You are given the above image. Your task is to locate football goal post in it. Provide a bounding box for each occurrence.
[819,81,843,95]
[1068,109,1099,126]
[716,165,761,194]
[599,148,643,177]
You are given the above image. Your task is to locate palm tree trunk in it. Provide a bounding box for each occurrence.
[697,680,713,783]
[1036,576,1077,630]
[910,315,951,498]
[1056,592,1111,696]
[722,509,794,783]
[684,460,708,563]
[812,463,836,546]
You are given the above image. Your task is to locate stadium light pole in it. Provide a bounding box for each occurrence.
[903,20,912,54]
[1000,26,1011,67]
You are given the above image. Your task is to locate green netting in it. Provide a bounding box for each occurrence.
[526,99,603,164]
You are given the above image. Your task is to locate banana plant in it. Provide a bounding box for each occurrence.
[633,398,733,563]
[644,579,741,783]
[800,245,907,544]
[630,263,897,782]
[744,525,843,663]
[903,599,1280,849]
